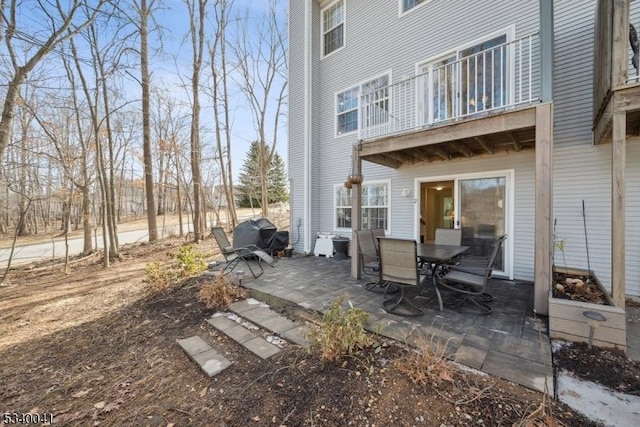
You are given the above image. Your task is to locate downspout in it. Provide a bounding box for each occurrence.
[303,0,312,254]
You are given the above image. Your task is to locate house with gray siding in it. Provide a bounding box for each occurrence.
[288,0,640,316]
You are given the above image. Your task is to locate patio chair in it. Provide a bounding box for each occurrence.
[435,235,507,314]
[378,237,427,316]
[435,228,462,246]
[371,228,386,254]
[421,228,463,274]
[210,226,277,279]
[355,229,380,276]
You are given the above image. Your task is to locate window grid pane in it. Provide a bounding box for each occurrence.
[335,183,389,231]
[403,0,426,13]
[323,1,344,55]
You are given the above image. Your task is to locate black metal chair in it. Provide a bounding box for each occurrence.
[378,237,427,317]
[435,235,507,314]
[211,226,277,278]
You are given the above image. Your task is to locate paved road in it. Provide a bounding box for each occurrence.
[0,225,190,269]
[0,213,258,269]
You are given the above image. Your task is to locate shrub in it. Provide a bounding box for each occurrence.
[306,297,375,362]
[393,333,454,385]
[198,272,248,310]
[144,261,176,292]
[173,244,208,278]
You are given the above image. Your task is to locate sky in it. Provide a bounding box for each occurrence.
[0,0,287,187]
[151,0,288,183]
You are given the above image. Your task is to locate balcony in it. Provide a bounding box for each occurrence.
[358,33,541,150]
[593,0,640,145]
[591,0,638,309]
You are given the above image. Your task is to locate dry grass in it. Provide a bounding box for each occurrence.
[305,296,376,362]
[198,272,248,309]
[393,332,455,386]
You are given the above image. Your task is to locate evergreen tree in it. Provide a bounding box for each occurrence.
[237,141,288,208]
[268,152,289,203]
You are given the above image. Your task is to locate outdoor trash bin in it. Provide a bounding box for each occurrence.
[332,237,350,260]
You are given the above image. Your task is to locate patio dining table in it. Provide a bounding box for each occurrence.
[416,243,469,311]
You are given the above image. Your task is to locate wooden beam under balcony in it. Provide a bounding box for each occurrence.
[432,145,451,161]
[474,136,495,154]
[594,83,640,144]
[384,151,416,165]
[448,141,473,158]
[508,133,522,151]
[363,153,401,169]
[413,147,433,163]
[358,106,536,158]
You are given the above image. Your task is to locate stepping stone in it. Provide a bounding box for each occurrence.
[177,336,231,377]
[229,302,311,347]
[243,336,282,359]
[259,316,299,334]
[207,314,282,359]
[240,306,281,324]
[207,315,238,332]
[280,325,311,347]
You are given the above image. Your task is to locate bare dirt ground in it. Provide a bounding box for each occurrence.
[0,236,604,426]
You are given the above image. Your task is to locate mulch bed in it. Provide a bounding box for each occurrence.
[552,271,607,304]
[0,239,606,426]
[553,342,640,396]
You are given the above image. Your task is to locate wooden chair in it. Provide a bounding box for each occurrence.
[211,226,277,278]
[436,235,507,314]
[378,237,427,316]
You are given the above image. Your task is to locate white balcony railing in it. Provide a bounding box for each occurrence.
[358,33,541,141]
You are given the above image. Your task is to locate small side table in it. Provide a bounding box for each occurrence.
[332,238,350,260]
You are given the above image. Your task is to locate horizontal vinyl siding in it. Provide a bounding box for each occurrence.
[315,150,536,281]
[626,139,640,297]
[312,0,540,240]
[290,0,640,296]
[288,0,306,253]
[552,0,617,293]
[311,4,321,246]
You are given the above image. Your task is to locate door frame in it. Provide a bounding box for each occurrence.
[413,169,515,279]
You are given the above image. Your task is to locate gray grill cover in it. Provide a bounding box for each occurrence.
[233,218,277,250]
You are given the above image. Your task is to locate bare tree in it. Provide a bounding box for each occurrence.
[208,0,238,227]
[151,87,190,235]
[232,0,287,217]
[0,0,109,168]
[184,0,207,241]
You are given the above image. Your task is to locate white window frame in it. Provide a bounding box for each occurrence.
[335,71,392,137]
[333,180,391,234]
[415,26,516,121]
[413,170,515,279]
[335,85,359,136]
[416,26,516,76]
[321,0,345,59]
[398,0,432,17]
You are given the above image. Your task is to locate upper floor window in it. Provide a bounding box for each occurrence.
[322,0,344,57]
[336,74,390,136]
[401,0,429,14]
[420,33,509,122]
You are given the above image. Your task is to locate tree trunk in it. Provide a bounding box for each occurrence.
[141,0,158,242]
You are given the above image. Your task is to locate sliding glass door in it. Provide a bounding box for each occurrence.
[457,175,507,274]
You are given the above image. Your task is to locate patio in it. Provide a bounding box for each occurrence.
[238,254,553,393]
